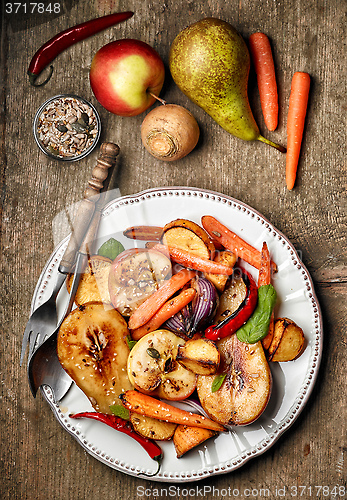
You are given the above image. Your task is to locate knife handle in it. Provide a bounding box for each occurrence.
[58,142,120,274]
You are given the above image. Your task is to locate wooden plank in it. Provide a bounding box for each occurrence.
[1,0,346,498]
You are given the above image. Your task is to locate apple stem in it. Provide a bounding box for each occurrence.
[258,135,286,153]
[149,92,167,105]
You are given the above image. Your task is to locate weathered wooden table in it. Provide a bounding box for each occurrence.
[1,0,346,498]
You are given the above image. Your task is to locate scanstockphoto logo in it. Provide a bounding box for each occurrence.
[136,485,273,498]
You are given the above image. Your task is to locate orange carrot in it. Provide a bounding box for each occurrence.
[131,288,196,340]
[286,72,311,190]
[152,243,234,276]
[119,390,226,432]
[249,32,278,131]
[258,241,271,286]
[128,268,196,330]
[123,225,163,241]
[258,242,275,350]
[201,215,277,272]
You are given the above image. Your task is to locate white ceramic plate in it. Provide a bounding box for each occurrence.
[32,187,322,482]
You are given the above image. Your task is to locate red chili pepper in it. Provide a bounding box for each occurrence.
[70,411,162,476]
[28,11,134,87]
[205,268,258,341]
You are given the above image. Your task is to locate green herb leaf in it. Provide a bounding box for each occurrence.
[109,404,130,421]
[236,284,277,344]
[97,238,125,260]
[211,373,226,393]
[126,335,137,351]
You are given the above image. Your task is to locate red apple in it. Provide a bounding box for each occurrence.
[90,39,165,116]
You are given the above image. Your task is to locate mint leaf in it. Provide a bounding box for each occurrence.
[98,238,124,260]
[126,335,137,351]
[109,404,130,421]
[211,373,226,393]
[236,284,277,344]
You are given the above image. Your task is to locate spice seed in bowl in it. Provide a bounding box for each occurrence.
[34,95,101,161]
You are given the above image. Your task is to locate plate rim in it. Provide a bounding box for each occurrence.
[36,186,323,482]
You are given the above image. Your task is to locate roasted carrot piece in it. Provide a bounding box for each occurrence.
[119,390,226,432]
[123,225,163,241]
[152,243,234,276]
[173,425,217,458]
[128,268,196,330]
[286,72,311,190]
[258,242,275,350]
[131,288,196,340]
[249,32,278,131]
[201,215,277,272]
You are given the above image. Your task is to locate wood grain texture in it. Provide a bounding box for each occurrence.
[1,0,346,498]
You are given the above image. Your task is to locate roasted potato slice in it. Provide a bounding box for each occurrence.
[177,338,220,375]
[162,218,215,260]
[130,413,177,441]
[205,250,237,292]
[268,318,305,362]
[66,255,112,306]
[173,425,216,458]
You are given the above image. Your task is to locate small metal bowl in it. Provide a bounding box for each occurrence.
[33,94,101,162]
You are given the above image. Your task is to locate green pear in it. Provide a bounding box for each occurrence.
[169,18,285,152]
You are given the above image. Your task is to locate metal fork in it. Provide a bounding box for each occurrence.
[20,143,120,367]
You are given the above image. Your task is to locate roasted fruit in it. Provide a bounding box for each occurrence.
[268,317,305,361]
[161,218,215,260]
[108,248,172,316]
[57,302,133,413]
[197,334,272,425]
[127,329,197,400]
[66,255,112,306]
[177,338,220,375]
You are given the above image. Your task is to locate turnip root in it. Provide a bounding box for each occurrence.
[141,104,200,161]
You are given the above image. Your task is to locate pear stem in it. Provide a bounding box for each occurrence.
[148,92,167,106]
[258,135,286,153]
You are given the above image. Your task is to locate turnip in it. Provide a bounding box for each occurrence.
[141,103,200,161]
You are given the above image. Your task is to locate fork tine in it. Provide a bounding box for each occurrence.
[20,324,33,366]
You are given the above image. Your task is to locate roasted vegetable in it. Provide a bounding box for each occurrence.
[162,218,215,259]
[177,337,220,375]
[164,276,218,338]
[173,425,216,458]
[120,390,226,432]
[268,317,305,361]
[66,255,112,306]
[205,268,258,341]
[130,413,177,440]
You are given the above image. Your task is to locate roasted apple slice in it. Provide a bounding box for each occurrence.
[108,248,172,316]
[197,335,272,426]
[66,255,112,306]
[162,218,215,260]
[268,318,305,362]
[130,413,177,440]
[177,338,220,375]
[57,302,133,413]
[127,329,197,401]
